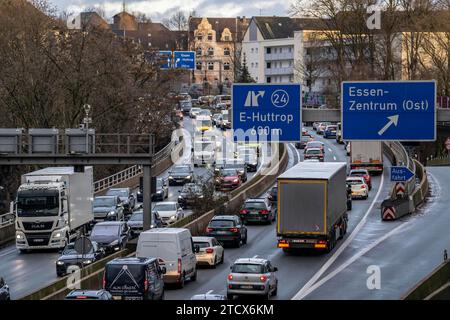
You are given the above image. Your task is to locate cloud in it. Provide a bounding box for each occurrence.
[50,0,292,20]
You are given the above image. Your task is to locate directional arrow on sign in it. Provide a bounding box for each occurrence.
[378,115,399,136]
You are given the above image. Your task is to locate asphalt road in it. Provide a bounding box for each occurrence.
[0,116,263,300]
[301,166,450,299]
[165,130,388,300]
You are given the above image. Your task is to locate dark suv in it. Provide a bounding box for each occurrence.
[89,221,130,254]
[239,198,276,224]
[104,257,166,300]
[206,215,247,248]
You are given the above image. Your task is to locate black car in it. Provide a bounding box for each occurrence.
[65,290,112,300]
[56,241,105,277]
[93,196,124,223]
[267,186,278,203]
[0,277,10,300]
[206,215,247,248]
[239,198,276,224]
[178,183,203,208]
[105,188,136,214]
[127,208,163,238]
[168,165,194,186]
[137,178,169,202]
[89,221,130,254]
[104,257,165,300]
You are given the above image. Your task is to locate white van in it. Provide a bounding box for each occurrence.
[136,228,198,288]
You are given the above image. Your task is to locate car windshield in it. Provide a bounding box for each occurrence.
[106,189,128,197]
[244,202,267,210]
[209,219,235,228]
[327,126,337,131]
[195,142,213,151]
[307,149,322,154]
[172,166,190,174]
[200,110,211,116]
[193,241,211,249]
[351,171,367,176]
[62,243,94,255]
[129,212,143,221]
[191,108,201,113]
[270,187,277,195]
[222,113,229,121]
[221,169,238,177]
[232,263,264,274]
[156,179,164,188]
[307,142,322,148]
[94,197,115,207]
[154,203,176,211]
[17,190,59,217]
[301,136,310,142]
[199,120,211,127]
[91,225,119,237]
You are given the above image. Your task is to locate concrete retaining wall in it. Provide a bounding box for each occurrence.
[403,260,450,300]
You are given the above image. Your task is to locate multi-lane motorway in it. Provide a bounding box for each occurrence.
[0,117,448,300]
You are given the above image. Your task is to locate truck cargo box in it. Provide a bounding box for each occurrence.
[277,162,347,236]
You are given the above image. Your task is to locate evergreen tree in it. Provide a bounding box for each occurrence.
[237,53,256,83]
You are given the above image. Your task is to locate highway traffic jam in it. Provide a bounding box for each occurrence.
[0,92,385,301]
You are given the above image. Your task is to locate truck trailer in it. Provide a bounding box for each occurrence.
[350,141,383,174]
[277,162,348,253]
[15,167,94,252]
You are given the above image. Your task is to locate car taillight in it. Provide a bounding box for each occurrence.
[229,228,238,233]
[361,185,366,189]
[76,296,88,299]
[178,258,182,275]
[206,248,214,254]
[228,274,233,280]
[206,227,213,233]
[259,210,269,215]
[144,276,149,292]
[239,209,249,214]
[260,275,267,282]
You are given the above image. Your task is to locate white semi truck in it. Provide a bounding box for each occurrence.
[350,141,384,174]
[14,167,94,252]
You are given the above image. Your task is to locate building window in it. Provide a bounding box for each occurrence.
[251,63,254,68]
[196,62,202,70]
[289,47,292,53]
[267,62,271,69]
[208,62,214,70]
[255,76,258,81]
[266,47,271,54]
[196,48,202,56]
[266,77,271,83]
[224,62,230,70]
[255,62,258,67]
[224,35,230,41]
[251,48,254,53]
[197,33,203,41]
[224,47,230,56]
[306,48,311,55]
[207,47,214,56]
[208,33,213,41]
[255,48,258,53]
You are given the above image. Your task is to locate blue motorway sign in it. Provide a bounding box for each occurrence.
[232,84,301,142]
[158,51,172,69]
[391,166,415,182]
[173,51,195,70]
[342,81,436,141]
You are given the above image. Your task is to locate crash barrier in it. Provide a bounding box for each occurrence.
[0,141,175,246]
[380,143,429,221]
[403,260,450,300]
[20,249,131,300]
[426,155,450,166]
[181,143,288,236]
[21,144,288,299]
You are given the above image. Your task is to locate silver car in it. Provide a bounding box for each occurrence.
[192,236,224,267]
[227,258,278,300]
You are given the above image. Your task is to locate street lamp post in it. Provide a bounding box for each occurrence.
[83,104,92,154]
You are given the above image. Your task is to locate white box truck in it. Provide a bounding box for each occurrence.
[15,167,94,252]
[350,141,383,174]
[277,162,348,253]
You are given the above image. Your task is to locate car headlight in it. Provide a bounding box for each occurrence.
[178,196,183,200]
[53,232,62,239]
[170,215,177,221]
[107,211,116,216]
[109,240,119,246]
[156,190,163,194]
[233,179,239,183]
[185,175,191,180]
[16,234,24,240]
[168,176,173,180]
[56,261,64,265]
[83,260,93,265]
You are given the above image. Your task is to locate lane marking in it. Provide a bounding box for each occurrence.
[206,290,214,294]
[0,247,17,258]
[328,148,332,153]
[252,255,258,258]
[292,172,385,300]
[299,222,406,298]
[333,156,337,161]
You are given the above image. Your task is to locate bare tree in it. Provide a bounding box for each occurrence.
[162,10,189,31]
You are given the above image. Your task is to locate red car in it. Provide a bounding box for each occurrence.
[349,169,372,190]
[215,168,242,191]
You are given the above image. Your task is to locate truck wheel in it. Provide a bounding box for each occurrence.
[19,249,28,254]
[220,252,224,264]
[178,273,185,289]
[191,268,198,281]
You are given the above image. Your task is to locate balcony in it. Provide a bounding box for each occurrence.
[264,67,294,76]
[264,52,294,61]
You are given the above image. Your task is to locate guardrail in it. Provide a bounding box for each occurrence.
[427,155,450,166]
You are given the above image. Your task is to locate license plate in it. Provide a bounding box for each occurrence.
[112,296,122,300]
[217,231,227,234]
[250,211,258,215]
[241,285,253,289]
[34,239,44,243]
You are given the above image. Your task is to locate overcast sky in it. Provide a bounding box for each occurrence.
[49,0,293,22]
